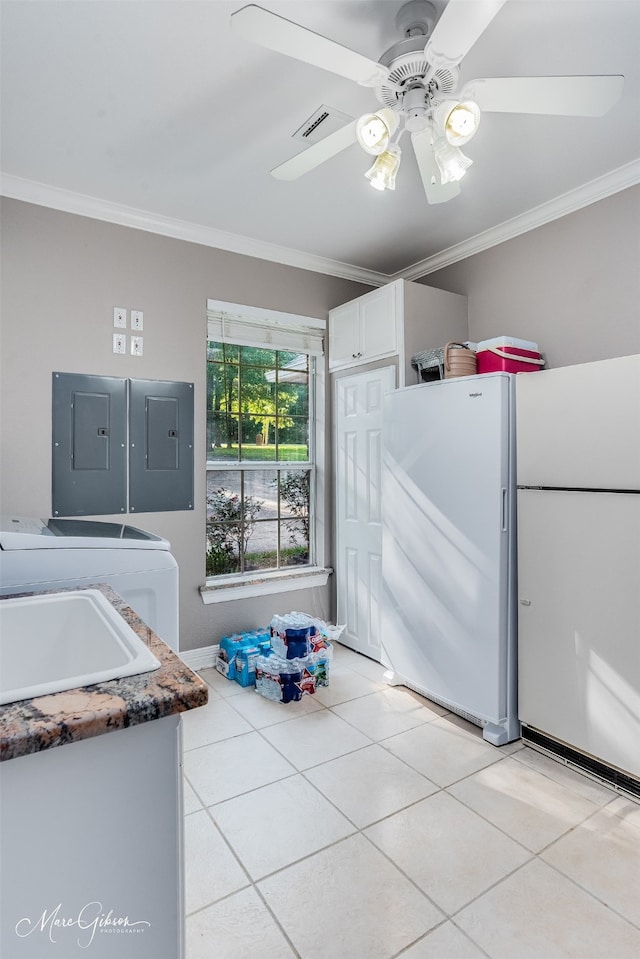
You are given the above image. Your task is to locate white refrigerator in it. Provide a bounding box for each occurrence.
[381,372,519,746]
[516,354,640,784]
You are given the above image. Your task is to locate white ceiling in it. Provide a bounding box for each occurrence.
[1,0,639,283]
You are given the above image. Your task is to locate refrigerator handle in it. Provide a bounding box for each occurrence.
[501,488,507,532]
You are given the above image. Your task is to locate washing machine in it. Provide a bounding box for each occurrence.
[0,516,179,650]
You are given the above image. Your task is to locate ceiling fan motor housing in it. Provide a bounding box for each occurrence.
[376,35,459,110]
[403,82,431,131]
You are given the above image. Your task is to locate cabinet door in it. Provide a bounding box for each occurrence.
[328,301,360,369]
[518,488,640,777]
[360,283,399,361]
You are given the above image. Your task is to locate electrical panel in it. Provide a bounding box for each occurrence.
[128,379,194,514]
[52,374,194,517]
[52,372,127,516]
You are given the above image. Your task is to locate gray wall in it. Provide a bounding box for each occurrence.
[422,185,640,368]
[3,186,638,652]
[0,198,373,651]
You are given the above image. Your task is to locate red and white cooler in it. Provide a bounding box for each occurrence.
[476,337,544,374]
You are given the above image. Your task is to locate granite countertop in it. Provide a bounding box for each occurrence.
[0,584,208,762]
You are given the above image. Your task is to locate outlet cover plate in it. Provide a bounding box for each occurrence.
[131,310,144,331]
[113,307,127,328]
[113,333,127,354]
[131,336,143,357]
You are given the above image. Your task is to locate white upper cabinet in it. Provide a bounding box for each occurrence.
[329,279,468,387]
[329,282,401,371]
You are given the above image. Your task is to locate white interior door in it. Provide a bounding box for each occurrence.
[335,366,395,661]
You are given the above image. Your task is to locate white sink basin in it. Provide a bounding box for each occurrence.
[0,589,161,705]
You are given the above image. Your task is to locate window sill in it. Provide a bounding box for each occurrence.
[199,566,333,604]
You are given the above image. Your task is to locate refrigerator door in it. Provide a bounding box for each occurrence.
[382,374,515,735]
[516,354,640,490]
[518,488,640,778]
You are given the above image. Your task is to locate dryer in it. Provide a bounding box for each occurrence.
[0,516,179,651]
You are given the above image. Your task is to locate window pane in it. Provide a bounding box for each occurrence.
[279,470,310,548]
[206,470,268,574]
[207,364,239,415]
[240,365,274,406]
[208,412,239,461]
[245,470,278,520]
[223,343,239,363]
[206,471,243,575]
[276,384,305,441]
[277,379,309,416]
[240,346,275,368]
[277,418,309,460]
[277,350,303,369]
[222,364,240,413]
[240,415,275,460]
[281,521,309,567]
[245,520,279,572]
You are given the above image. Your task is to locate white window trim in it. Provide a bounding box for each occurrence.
[200,565,333,604]
[200,300,327,602]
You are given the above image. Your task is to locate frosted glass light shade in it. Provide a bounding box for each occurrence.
[365,143,402,191]
[356,108,399,156]
[435,99,481,146]
[433,138,473,183]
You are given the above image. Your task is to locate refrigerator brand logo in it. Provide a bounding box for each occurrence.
[468,392,483,398]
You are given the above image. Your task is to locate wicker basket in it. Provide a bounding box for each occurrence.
[444,342,477,379]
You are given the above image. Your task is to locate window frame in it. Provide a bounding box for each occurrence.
[200,301,331,604]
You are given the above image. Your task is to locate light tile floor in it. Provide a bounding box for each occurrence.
[183,643,640,959]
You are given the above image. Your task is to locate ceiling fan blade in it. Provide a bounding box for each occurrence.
[271,120,358,181]
[425,0,507,69]
[411,130,461,204]
[461,75,624,116]
[231,5,389,87]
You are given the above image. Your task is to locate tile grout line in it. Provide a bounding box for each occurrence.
[188,667,456,951]
[534,844,640,933]
[188,663,639,956]
[185,739,635,931]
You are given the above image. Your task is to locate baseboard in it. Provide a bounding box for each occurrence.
[179,644,219,672]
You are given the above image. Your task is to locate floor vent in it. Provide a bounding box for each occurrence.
[292,104,353,144]
[522,726,640,800]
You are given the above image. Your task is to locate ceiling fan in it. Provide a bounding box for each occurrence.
[230,0,623,204]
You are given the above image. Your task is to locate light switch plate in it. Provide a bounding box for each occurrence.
[113,333,127,354]
[131,336,143,357]
[113,307,127,328]
[131,310,144,331]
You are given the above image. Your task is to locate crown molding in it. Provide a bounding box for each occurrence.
[397,158,640,280]
[2,162,638,287]
[0,173,390,288]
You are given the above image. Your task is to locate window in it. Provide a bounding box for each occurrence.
[202,301,327,600]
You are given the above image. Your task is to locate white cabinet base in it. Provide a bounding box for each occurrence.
[1,715,184,959]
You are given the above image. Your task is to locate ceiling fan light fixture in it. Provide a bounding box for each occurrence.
[433,138,473,183]
[435,99,481,146]
[356,108,399,156]
[365,143,402,191]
